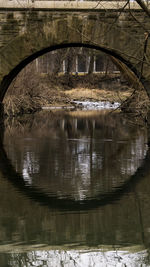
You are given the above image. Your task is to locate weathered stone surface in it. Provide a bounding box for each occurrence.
[0,2,150,100]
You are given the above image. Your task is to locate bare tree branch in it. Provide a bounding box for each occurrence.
[135,0,150,18]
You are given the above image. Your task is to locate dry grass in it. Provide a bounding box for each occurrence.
[4,95,42,117]
[65,87,132,103]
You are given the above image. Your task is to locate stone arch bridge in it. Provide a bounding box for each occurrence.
[0,0,150,103]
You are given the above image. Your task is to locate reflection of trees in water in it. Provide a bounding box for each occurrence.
[120,135,147,176]
[22,151,39,185]
[4,110,148,200]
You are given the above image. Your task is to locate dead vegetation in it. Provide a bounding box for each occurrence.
[4,95,42,117]
[120,88,150,124]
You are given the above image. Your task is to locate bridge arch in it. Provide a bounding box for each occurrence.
[0,10,149,101]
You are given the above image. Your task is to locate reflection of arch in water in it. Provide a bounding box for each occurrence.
[0,134,150,212]
[5,112,148,199]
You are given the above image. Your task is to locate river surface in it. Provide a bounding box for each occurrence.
[0,108,150,266]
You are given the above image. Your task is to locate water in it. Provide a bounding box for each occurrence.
[0,109,150,266]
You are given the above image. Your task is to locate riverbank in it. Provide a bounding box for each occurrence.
[4,73,133,116]
[3,86,131,116]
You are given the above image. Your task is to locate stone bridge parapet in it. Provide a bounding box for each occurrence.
[0,1,145,10]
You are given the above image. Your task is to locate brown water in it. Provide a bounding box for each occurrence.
[0,109,150,266]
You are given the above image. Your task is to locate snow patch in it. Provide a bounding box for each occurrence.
[73,100,120,110]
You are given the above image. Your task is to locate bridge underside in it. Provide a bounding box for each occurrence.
[0,7,150,101]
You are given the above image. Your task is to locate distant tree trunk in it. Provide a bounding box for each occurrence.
[66,48,74,74]
[88,55,94,74]
[105,58,109,76]
[53,50,65,75]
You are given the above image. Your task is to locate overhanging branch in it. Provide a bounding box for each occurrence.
[135,0,150,18]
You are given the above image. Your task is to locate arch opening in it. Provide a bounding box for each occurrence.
[0,43,143,102]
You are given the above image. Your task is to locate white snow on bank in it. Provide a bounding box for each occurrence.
[73,100,120,110]
[42,101,120,110]
[9,248,150,267]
